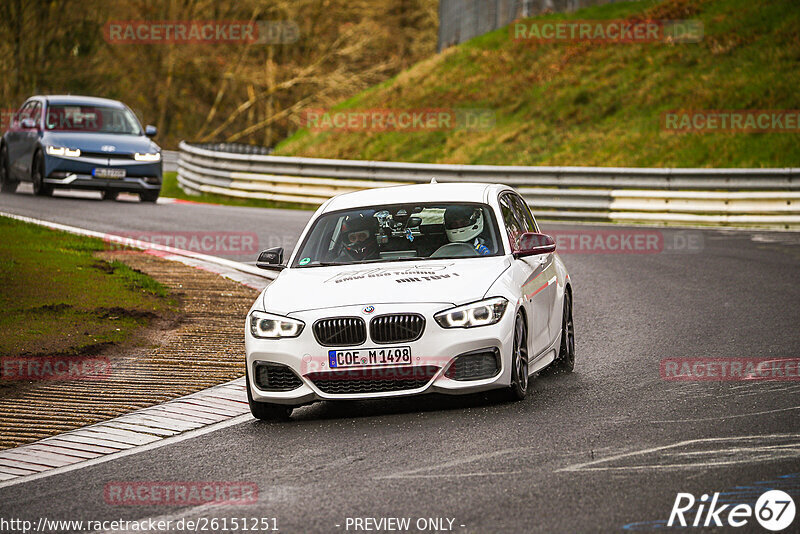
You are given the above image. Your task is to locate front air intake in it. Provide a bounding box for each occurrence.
[253,362,303,391]
[444,349,500,381]
[307,366,439,394]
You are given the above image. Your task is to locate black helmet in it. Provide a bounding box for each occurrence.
[341,213,378,260]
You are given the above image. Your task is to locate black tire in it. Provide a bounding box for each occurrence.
[0,144,18,193]
[101,190,119,201]
[245,367,293,421]
[31,151,52,197]
[139,190,159,203]
[508,312,529,401]
[553,290,575,373]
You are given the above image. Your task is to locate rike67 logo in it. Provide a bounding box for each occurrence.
[669,490,795,531]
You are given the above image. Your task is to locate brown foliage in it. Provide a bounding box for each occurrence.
[0,0,437,148]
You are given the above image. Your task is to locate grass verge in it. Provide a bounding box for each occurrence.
[276,0,800,168]
[0,216,176,357]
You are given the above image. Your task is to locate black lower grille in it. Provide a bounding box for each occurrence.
[307,366,439,394]
[445,350,500,381]
[313,317,366,346]
[370,314,425,344]
[253,362,303,391]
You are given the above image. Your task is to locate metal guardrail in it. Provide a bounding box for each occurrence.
[177,141,800,228]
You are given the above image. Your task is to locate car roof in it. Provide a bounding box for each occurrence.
[34,95,127,108]
[322,182,510,212]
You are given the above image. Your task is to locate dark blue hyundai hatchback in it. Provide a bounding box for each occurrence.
[0,95,162,202]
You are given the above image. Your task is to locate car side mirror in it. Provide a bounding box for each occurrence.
[20,118,37,130]
[145,125,157,138]
[256,247,285,271]
[513,232,556,258]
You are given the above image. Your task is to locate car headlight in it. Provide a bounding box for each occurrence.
[134,152,161,162]
[46,145,81,157]
[249,311,304,339]
[434,297,508,328]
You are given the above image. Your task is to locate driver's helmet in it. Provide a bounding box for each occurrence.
[341,212,378,260]
[444,205,484,243]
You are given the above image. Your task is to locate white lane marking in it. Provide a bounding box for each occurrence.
[378,471,518,479]
[558,433,800,473]
[100,421,179,437]
[0,413,253,490]
[377,447,534,479]
[0,378,250,488]
[651,405,800,423]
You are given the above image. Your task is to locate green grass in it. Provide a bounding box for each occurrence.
[276,0,800,168]
[161,172,316,211]
[0,216,175,357]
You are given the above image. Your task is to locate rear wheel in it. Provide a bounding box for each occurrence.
[0,145,18,193]
[31,151,52,197]
[245,367,293,422]
[553,290,575,373]
[101,190,119,201]
[139,190,159,203]
[507,312,529,401]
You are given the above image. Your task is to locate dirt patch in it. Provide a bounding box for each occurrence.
[94,306,160,321]
[0,250,260,450]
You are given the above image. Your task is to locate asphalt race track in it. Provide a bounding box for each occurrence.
[1,189,799,533]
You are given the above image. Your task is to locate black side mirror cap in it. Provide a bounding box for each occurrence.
[256,247,285,271]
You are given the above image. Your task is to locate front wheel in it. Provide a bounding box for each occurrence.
[0,145,18,193]
[507,312,529,401]
[31,151,52,197]
[245,368,293,422]
[139,190,159,203]
[553,290,575,373]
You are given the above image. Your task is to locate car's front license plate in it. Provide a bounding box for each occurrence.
[93,168,126,179]
[328,346,411,368]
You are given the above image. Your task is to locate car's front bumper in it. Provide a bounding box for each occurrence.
[43,154,161,192]
[245,302,516,406]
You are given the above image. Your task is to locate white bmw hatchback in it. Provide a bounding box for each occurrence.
[245,182,574,420]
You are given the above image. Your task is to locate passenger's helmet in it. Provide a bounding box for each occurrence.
[341,213,378,260]
[444,205,483,243]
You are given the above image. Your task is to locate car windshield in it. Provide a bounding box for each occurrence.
[292,203,502,267]
[44,105,142,135]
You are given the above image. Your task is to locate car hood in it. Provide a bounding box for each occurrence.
[43,132,158,155]
[262,257,511,314]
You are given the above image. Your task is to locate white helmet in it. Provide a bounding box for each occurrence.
[444,206,483,243]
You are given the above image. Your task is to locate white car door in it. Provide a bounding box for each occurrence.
[510,193,559,347]
[499,193,552,358]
